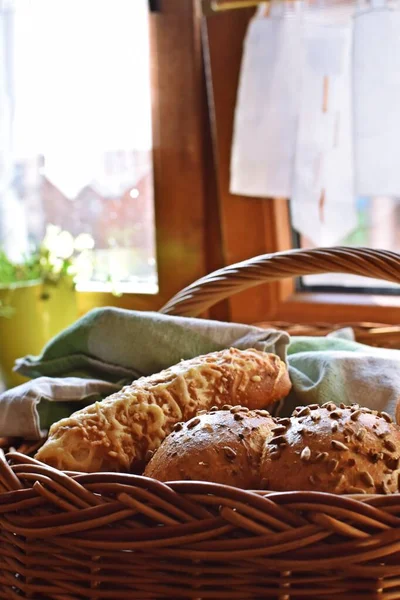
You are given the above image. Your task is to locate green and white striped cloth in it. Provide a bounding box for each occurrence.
[1,308,399,439]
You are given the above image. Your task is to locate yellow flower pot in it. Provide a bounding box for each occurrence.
[0,278,77,389]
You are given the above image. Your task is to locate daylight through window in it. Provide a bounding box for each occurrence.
[0,0,157,293]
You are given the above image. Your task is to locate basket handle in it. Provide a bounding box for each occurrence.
[160,246,400,317]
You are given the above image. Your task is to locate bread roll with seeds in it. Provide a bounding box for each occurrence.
[260,403,400,494]
[35,347,290,473]
[144,406,275,488]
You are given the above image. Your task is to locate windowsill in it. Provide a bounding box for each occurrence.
[75,281,159,295]
[275,290,400,325]
[288,291,400,307]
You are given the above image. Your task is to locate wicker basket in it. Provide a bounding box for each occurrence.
[1,246,400,600]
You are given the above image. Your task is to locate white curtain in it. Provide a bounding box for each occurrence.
[13,0,152,199]
[230,2,303,198]
[353,1,400,196]
[0,1,12,198]
[0,0,152,259]
[230,0,400,246]
[0,0,29,261]
[290,13,357,245]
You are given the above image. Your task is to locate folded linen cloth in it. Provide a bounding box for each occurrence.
[2,308,400,439]
[0,377,120,439]
[286,329,400,418]
[2,308,289,438]
[15,308,290,381]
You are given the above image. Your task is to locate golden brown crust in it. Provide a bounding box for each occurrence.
[260,403,400,494]
[35,347,290,472]
[396,402,400,427]
[144,407,275,488]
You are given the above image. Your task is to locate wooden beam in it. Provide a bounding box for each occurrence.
[203,8,292,323]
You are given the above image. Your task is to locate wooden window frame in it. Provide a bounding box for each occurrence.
[79,0,227,319]
[204,6,400,325]
[79,1,400,326]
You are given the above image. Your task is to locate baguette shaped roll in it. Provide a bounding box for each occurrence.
[35,347,290,472]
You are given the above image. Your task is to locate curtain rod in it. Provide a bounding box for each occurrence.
[202,1,262,15]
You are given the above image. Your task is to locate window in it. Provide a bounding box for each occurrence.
[0,0,218,319]
[203,2,400,326]
[1,0,157,293]
[297,197,400,291]
[2,0,398,326]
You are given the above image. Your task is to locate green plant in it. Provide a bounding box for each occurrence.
[0,225,95,287]
[0,250,40,285]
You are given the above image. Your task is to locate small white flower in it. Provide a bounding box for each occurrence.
[42,224,62,250]
[74,249,94,280]
[48,256,64,274]
[52,231,75,259]
[74,233,95,252]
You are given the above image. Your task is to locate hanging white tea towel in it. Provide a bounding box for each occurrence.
[353,1,400,196]
[291,12,357,245]
[230,2,303,198]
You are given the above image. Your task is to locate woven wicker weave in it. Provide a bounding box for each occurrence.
[1,246,400,599]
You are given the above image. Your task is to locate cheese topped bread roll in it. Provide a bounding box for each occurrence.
[35,347,291,473]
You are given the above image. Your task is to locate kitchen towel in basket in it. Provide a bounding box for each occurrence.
[15,308,289,380]
[3,308,400,438]
[0,308,289,438]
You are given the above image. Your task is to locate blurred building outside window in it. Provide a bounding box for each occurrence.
[0,0,158,294]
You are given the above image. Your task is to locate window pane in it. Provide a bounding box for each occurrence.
[296,196,400,291]
[1,0,157,294]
